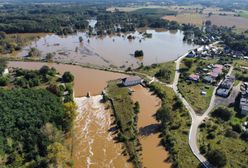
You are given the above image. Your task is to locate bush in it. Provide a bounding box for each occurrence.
[225,129,239,138]
[206,150,227,168]
[212,107,232,121]
[0,76,9,86]
[134,50,144,57]
[62,72,74,83]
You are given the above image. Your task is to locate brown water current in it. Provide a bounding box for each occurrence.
[73,96,132,168]
[131,85,171,168]
[8,61,131,167]
[8,61,127,97]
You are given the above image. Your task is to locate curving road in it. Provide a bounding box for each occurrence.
[169,42,233,168]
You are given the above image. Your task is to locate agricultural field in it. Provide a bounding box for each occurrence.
[206,15,248,30]
[239,11,248,19]
[163,13,204,26]
[107,5,171,12]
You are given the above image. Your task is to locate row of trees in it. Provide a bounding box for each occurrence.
[0,4,89,34]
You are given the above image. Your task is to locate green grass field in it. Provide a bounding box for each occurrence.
[198,107,248,168]
[178,58,218,114]
[178,81,214,114]
[239,11,248,19]
[130,8,177,18]
[137,61,176,84]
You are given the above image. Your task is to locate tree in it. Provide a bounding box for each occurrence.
[0,76,9,86]
[47,84,61,96]
[47,142,69,168]
[155,68,171,82]
[133,102,140,114]
[212,107,232,121]
[0,58,7,75]
[62,72,74,83]
[28,47,41,57]
[206,150,227,168]
[64,102,77,130]
[184,59,193,69]
[46,53,54,61]
[39,66,50,75]
[79,36,83,43]
[134,50,144,57]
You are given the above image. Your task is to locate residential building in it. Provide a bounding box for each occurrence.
[240,82,248,115]
[216,76,235,98]
[122,76,142,86]
[189,73,200,82]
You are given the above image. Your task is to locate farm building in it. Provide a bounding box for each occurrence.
[122,76,142,86]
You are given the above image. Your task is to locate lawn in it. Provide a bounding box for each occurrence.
[148,82,200,167]
[178,81,214,114]
[106,81,141,168]
[198,106,248,168]
[136,61,176,84]
[178,58,218,113]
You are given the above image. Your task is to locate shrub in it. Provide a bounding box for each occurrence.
[62,72,74,83]
[212,107,232,121]
[0,76,9,86]
[206,150,227,168]
[134,50,144,57]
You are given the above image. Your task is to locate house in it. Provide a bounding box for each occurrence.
[216,76,235,98]
[219,76,235,89]
[187,50,196,58]
[203,76,214,83]
[122,76,142,86]
[189,74,200,82]
[208,64,223,79]
[240,82,248,115]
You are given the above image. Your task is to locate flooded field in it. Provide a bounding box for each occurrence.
[73,95,131,168]
[17,27,196,68]
[131,85,171,168]
[8,61,127,97]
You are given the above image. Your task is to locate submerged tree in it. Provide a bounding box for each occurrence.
[62,72,74,83]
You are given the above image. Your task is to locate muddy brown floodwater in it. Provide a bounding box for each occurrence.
[8,61,132,167]
[8,61,127,97]
[17,26,196,68]
[73,96,132,168]
[131,85,171,168]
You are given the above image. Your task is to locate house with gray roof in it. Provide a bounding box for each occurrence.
[122,76,142,87]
